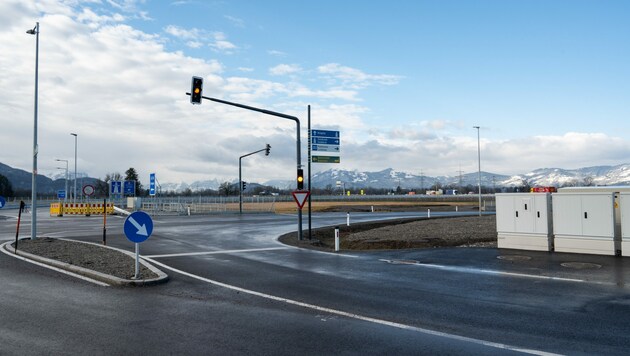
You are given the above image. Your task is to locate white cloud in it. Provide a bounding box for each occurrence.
[269,64,302,76]
[267,49,286,57]
[224,15,245,28]
[317,63,402,88]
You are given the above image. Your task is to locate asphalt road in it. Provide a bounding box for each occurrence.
[2,208,630,355]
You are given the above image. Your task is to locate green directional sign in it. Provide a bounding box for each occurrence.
[312,155,340,163]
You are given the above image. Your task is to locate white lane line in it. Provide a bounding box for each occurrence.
[0,242,110,287]
[381,259,585,283]
[143,256,560,356]
[145,247,289,258]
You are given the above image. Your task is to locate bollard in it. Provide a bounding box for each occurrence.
[335,226,340,252]
[456,206,458,212]
[371,206,374,213]
[428,208,431,218]
[346,212,350,226]
[187,207,191,216]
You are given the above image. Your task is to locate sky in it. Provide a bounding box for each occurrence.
[1,0,629,186]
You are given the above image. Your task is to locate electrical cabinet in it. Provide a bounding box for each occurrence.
[496,193,553,251]
[552,192,618,256]
[621,193,630,257]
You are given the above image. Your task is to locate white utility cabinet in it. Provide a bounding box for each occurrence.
[552,191,619,256]
[620,193,630,257]
[496,193,553,251]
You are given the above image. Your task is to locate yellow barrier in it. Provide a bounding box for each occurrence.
[50,203,115,216]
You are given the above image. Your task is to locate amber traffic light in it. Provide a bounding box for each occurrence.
[297,169,304,190]
[190,76,203,104]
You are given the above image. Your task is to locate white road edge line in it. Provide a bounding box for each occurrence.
[0,241,110,287]
[143,256,560,356]
[385,260,585,283]
[145,247,289,258]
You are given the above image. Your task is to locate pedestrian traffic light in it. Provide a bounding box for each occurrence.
[242,181,247,191]
[297,169,304,190]
[190,76,203,104]
[265,144,271,156]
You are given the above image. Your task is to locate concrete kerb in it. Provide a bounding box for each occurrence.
[1,239,169,286]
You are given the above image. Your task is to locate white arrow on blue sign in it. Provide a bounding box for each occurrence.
[111,181,122,195]
[312,144,340,152]
[149,173,156,196]
[124,211,154,243]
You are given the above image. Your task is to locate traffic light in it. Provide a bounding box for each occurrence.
[297,169,304,190]
[190,76,203,104]
[242,181,247,191]
[265,144,271,156]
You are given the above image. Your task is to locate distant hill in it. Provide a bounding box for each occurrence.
[2,162,629,194]
[0,162,102,195]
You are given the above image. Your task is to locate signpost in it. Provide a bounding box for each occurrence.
[57,190,66,200]
[292,191,310,210]
[312,155,341,163]
[149,173,156,196]
[123,180,136,196]
[110,181,122,195]
[311,137,340,145]
[0,196,5,209]
[82,185,95,197]
[312,144,340,152]
[124,211,154,279]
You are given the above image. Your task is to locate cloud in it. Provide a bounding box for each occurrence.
[269,64,302,76]
[267,49,287,57]
[164,26,237,52]
[224,15,245,28]
[317,63,403,88]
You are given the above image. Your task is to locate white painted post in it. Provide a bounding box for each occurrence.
[428,209,431,218]
[335,226,340,252]
[134,242,140,279]
[456,206,458,212]
[346,212,350,226]
[371,206,374,213]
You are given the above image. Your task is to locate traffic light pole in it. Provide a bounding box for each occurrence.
[188,92,304,240]
[239,146,269,214]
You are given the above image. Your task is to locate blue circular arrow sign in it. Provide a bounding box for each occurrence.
[0,196,5,209]
[124,211,154,243]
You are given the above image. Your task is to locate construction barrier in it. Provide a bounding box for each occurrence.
[50,203,114,216]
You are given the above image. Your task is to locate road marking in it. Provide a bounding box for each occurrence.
[380,259,585,283]
[145,247,289,258]
[0,241,110,287]
[143,256,560,356]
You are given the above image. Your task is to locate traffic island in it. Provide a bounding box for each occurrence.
[2,238,168,286]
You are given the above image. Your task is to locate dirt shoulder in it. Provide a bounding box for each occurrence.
[279,215,497,252]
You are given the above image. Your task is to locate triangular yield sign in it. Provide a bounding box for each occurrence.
[291,190,310,209]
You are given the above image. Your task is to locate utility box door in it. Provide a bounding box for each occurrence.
[514,197,534,233]
[533,194,552,234]
[553,193,614,238]
[496,194,516,233]
[620,193,630,240]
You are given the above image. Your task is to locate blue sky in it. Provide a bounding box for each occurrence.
[1,0,629,185]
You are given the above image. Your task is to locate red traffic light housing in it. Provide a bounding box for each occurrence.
[297,169,304,190]
[190,76,203,104]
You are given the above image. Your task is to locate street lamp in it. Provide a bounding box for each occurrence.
[55,159,69,201]
[71,133,78,202]
[473,126,482,216]
[27,22,39,240]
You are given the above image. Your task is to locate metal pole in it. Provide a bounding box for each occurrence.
[239,156,243,214]
[474,126,482,217]
[27,22,39,240]
[134,242,140,279]
[71,133,78,202]
[307,105,312,240]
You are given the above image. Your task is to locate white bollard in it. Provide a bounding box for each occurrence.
[456,206,458,212]
[428,208,431,218]
[371,206,374,213]
[187,207,191,216]
[346,212,350,226]
[335,226,340,252]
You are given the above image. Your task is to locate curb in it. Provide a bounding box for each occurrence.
[2,239,169,286]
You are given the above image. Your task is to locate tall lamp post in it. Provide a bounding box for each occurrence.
[55,159,69,201]
[473,126,482,217]
[27,22,39,240]
[71,133,78,202]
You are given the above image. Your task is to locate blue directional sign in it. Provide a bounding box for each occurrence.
[57,190,66,199]
[311,129,340,138]
[124,180,136,196]
[124,211,154,243]
[111,181,122,195]
[312,137,340,145]
[312,144,340,153]
[0,196,5,209]
[149,173,156,196]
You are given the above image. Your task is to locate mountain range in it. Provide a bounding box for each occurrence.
[1,162,629,194]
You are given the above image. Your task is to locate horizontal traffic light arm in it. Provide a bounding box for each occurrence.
[186,92,299,123]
